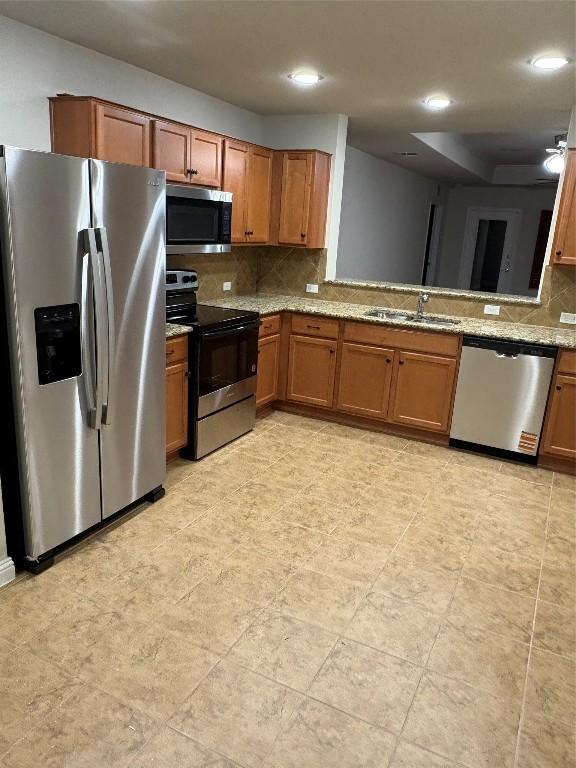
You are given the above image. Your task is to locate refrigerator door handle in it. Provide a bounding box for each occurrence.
[82,228,106,430]
[80,248,98,428]
[95,227,115,425]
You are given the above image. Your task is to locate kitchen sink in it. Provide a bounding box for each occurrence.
[364,309,461,326]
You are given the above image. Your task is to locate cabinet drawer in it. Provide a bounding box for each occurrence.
[557,349,576,375]
[259,314,281,338]
[291,314,339,339]
[344,321,460,357]
[166,336,188,364]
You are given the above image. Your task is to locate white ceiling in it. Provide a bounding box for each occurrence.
[0,0,574,158]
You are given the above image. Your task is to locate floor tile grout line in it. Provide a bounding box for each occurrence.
[512,481,553,768]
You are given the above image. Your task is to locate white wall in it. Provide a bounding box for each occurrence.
[436,185,558,295]
[263,114,348,277]
[336,146,441,284]
[0,15,264,149]
[0,484,15,587]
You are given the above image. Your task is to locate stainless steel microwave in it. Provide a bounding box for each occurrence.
[166,185,232,254]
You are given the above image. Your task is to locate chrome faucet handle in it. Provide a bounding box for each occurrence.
[421,292,429,303]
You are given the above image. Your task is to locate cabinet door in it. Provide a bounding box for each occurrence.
[256,334,280,408]
[189,129,222,187]
[552,149,576,266]
[278,152,312,245]
[541,374,576,459]
[223,139,249,242]
[166,361,188,454]
[152,120,190,183]
[246,146,273,243]
[287,335,336,408]
[337,343,395,419]
[390,351,457,433]
[94,103,150,167]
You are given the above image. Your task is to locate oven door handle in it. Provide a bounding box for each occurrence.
[200,322,260,339]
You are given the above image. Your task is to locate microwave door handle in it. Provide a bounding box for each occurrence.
[96,227,115,425]
[82,228,104,430]
[80,243,97,428]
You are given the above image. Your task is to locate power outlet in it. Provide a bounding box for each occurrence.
[484,305,501,316]
[222,281,232,292]
[560,312,576,324]
[306,283,319,294]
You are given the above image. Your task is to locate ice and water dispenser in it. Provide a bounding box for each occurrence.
[34,304,81,385]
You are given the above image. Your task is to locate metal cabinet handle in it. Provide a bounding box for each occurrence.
[307,324,321,330]
[386,358,392,363]
[300,233,306,238]
[556,250,562,256]
[399,360,405,365]
[189,169,199,176]
[556,385,562,390]
[329,348,335,354]
[166,349,175,356]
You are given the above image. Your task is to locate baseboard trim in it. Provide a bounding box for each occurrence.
[538,454,576,475]
[0,556,15,588]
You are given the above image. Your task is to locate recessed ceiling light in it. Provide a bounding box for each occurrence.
[531,55,570,70]
[424,96,452,110]
[288,71,323,85]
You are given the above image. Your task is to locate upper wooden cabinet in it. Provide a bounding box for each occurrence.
[152,120,222,187]
[272,151,331,248]
[552,149,576,266]
[50,97,150,167]
[223,140,272,243]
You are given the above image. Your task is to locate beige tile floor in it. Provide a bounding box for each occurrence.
[0,410,574,768]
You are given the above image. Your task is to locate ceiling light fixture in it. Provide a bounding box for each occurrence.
[531,55,570,70]
[424,96,452,110]
[288,71,323,85]
[543,135,567,174]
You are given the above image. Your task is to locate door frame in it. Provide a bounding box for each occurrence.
[458,207,521,293]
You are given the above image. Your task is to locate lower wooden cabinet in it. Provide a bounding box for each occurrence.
[256,334,280,408]
[287,334,337,408]
[541,372,576,459]
[389,351,457,433]
[336,342,395,419]
[165,337,188,455]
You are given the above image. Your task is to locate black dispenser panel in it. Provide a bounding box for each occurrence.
[34,304,82,385]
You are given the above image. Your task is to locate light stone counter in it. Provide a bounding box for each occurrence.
[166,323,192,338]
[204,294,576,350]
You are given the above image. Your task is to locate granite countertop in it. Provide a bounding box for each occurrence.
[166,323,192,338]
[203,294,576,350]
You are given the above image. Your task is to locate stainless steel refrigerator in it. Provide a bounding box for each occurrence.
[0,147,166,571]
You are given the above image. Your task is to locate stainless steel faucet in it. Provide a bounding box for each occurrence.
[416,292,429,320]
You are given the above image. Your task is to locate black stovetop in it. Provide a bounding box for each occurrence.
[167,292,259,333]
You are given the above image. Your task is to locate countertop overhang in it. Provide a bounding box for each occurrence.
[167,294,576,349]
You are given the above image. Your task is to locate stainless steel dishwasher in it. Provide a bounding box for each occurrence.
[450,336,556,462]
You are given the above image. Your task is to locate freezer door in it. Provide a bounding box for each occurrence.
[0,147,102,559]
[90,160,166,519]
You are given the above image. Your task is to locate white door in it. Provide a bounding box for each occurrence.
[459,207,521,293]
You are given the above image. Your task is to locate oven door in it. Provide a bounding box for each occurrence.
[166,186,232,254]
[197,321,259,417]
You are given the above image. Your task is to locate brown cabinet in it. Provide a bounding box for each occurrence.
[273,151,331,248]
[287,334,337,407]
[256,334,281,408]
[541,350,576,460]
[389,351,457,433]
[165,336,188,455]
[153,120,222,187]
[50,97,151,166]
[552,149,576,266]
[223,140,272,243]
[337,342,395,419]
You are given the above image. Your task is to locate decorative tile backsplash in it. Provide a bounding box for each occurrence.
[172,246,576,329]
